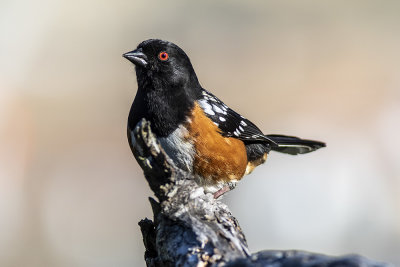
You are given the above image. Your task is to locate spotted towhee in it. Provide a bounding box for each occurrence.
[123,39,325,198]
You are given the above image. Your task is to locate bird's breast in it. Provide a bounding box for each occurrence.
[186,103,248,184]
[145,103,248,192]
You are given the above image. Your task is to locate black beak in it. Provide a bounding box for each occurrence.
[123,48,148,67]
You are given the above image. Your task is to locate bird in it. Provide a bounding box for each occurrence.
[123,39,325,198]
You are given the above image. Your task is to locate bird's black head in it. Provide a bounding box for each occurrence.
[123,39,200,90]
[124,39,203,137]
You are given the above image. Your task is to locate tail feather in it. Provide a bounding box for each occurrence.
[266,134,325,155]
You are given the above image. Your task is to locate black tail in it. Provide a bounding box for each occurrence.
[266,134,326,155]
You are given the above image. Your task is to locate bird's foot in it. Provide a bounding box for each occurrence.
[213,185,231,199]
[213,181,237,199]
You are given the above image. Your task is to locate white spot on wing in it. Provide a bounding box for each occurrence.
[219,117,226,122]
[240,121,247,126]
[213,105,223,113]
[205,107,215,116]
[199,100,215,115]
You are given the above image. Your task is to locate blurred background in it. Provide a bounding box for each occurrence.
[1,0,400,266]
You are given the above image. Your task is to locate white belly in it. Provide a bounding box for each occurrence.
[158,125,195,173]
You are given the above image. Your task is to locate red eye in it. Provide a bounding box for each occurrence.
[158,52,169,61]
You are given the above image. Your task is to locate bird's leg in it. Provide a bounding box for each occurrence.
[213,181,237,199]
[213,185,230,199]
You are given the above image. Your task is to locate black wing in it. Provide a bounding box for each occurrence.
[197,89,278,146]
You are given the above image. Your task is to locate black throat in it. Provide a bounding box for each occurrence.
[128,69,202,137]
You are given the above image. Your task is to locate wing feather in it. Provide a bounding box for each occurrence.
[198,89,277,146]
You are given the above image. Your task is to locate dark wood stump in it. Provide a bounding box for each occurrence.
[131,119,390,267]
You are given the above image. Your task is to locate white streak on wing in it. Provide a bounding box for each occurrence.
[238,126,244,131]
[240,120,247,126]
[209,96,218,102]
[213,105,223,113]
[205,107,215,116]
[198,99,215,115]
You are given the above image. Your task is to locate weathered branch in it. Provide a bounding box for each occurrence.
[132,119,390,267]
